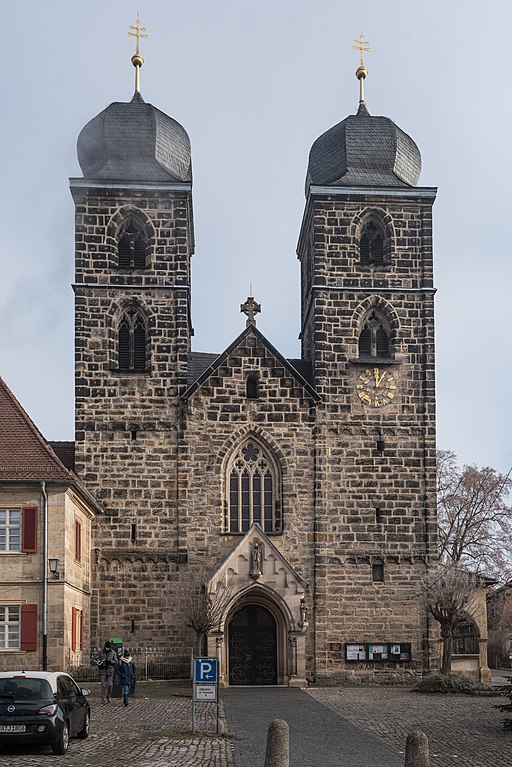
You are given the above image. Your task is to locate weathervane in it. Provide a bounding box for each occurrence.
[128,13,148,93]
[352,34,371,104]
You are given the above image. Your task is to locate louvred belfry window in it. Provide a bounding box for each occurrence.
[360,221,385,266]
[227,441,281,534]
[358,311,391,359]
[118,308,147,372]
[118,219,147,269]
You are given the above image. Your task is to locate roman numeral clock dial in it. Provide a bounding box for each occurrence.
[356,367,396,408]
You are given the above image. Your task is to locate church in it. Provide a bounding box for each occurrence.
[0,35,439,685]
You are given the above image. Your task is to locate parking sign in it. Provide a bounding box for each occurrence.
[194,657,217,683]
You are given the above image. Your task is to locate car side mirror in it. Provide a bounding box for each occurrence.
[81,688,91,697]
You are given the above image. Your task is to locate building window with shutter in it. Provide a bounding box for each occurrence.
[358,311,392,359]
[74,520,82,563]
[118,308,147,372]
[0,606,20,649]
[118,219,148,269]
[360,220,385,266]
[71,607,83,652]
[0,508,37,553]
[226,440,281,534]
[0,510,21,552]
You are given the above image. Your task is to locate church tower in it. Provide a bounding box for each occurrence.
[297,45,438,680]
[71,35,193,645]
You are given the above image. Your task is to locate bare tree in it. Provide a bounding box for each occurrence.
[437,450,512,580]
[423,563,479,674]
[178,568,236,657]
[488,586,512,667]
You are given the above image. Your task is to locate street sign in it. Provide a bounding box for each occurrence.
[194,657,217,683]
[194,684,217,701]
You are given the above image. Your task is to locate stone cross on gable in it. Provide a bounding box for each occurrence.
[240,296,261,327]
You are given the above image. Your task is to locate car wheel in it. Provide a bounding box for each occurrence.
[77,710,90,739]
[52,721,69,755]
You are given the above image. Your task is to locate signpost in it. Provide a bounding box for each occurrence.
[192,657,219,733]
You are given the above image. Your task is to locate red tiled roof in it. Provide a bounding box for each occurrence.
[0,378,75,481]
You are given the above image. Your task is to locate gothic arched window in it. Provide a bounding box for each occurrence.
[118,219,147,269]
[118,308,147,372]
[226,441,281,534]
[360,220,385,266]
[358,311,392,359]
[453,622,479,654]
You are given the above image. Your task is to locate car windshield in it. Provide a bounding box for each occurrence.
[0,678,53,699]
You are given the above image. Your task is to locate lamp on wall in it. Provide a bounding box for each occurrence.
[48,558,60,580]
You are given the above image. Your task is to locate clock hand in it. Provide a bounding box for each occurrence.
[374,368,385,388]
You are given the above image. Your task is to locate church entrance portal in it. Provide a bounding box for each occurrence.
[228,604,277,685]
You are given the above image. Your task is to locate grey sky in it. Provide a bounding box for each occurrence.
[0,1,510,474]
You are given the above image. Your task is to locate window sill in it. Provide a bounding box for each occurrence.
[221,531,283,536]
[349,357,402,366]
[109,368,151,376]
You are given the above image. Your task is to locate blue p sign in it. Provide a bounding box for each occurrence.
[195,658,217,682]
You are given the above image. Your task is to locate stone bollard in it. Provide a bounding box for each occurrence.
[405,729,430,767]
[264,719,289,767]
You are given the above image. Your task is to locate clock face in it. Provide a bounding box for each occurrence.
[356,367,396,407]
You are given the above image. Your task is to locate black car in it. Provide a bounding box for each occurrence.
[0,671,90,754]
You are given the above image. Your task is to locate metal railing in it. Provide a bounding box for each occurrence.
[67,647,190,682]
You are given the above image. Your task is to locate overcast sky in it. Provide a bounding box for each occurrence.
[0,1,510,475]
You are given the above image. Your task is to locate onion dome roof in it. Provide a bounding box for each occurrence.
[77,92,192,183]
[306,102,421,193]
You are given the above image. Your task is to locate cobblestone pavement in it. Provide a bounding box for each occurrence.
[306,686,512,767]
[223,687,403,767]
[2,685,511,766]
[0,689,233,767]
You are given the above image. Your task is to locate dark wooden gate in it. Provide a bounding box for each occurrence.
[228,604,277,685]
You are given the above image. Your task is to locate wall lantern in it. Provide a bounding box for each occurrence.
[48,558,60,580]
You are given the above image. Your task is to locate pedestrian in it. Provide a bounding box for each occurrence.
[94,640,117,704]
[116,649,137,706]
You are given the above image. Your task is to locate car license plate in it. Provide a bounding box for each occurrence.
[0,725,26,732]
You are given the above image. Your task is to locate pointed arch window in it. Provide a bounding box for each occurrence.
[358,311,392,359]
[360,220,385,266]
[227,441,281,534]
[118,219,148,269]
[118,308,147,372]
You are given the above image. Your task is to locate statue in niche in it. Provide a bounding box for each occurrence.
[299,597,308,629]
[250,540,263,579]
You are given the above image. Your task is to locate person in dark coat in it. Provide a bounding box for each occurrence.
[116,649,136,706]
[94,641,118,704]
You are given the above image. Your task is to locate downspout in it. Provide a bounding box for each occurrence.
[41,481,48,670]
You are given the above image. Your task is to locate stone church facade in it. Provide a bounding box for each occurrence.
[2,59,437,683]
[69,70,438,684]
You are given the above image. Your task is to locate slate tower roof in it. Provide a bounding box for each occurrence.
[77,91,192,183]
[305,77,421,193]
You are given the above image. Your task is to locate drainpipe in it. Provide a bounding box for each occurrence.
[41,481,48,670]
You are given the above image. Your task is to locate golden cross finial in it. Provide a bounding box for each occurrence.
[128,13,148,93]
[129,13,148,54]
[353,34,371,67]
[352,34,371,104]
